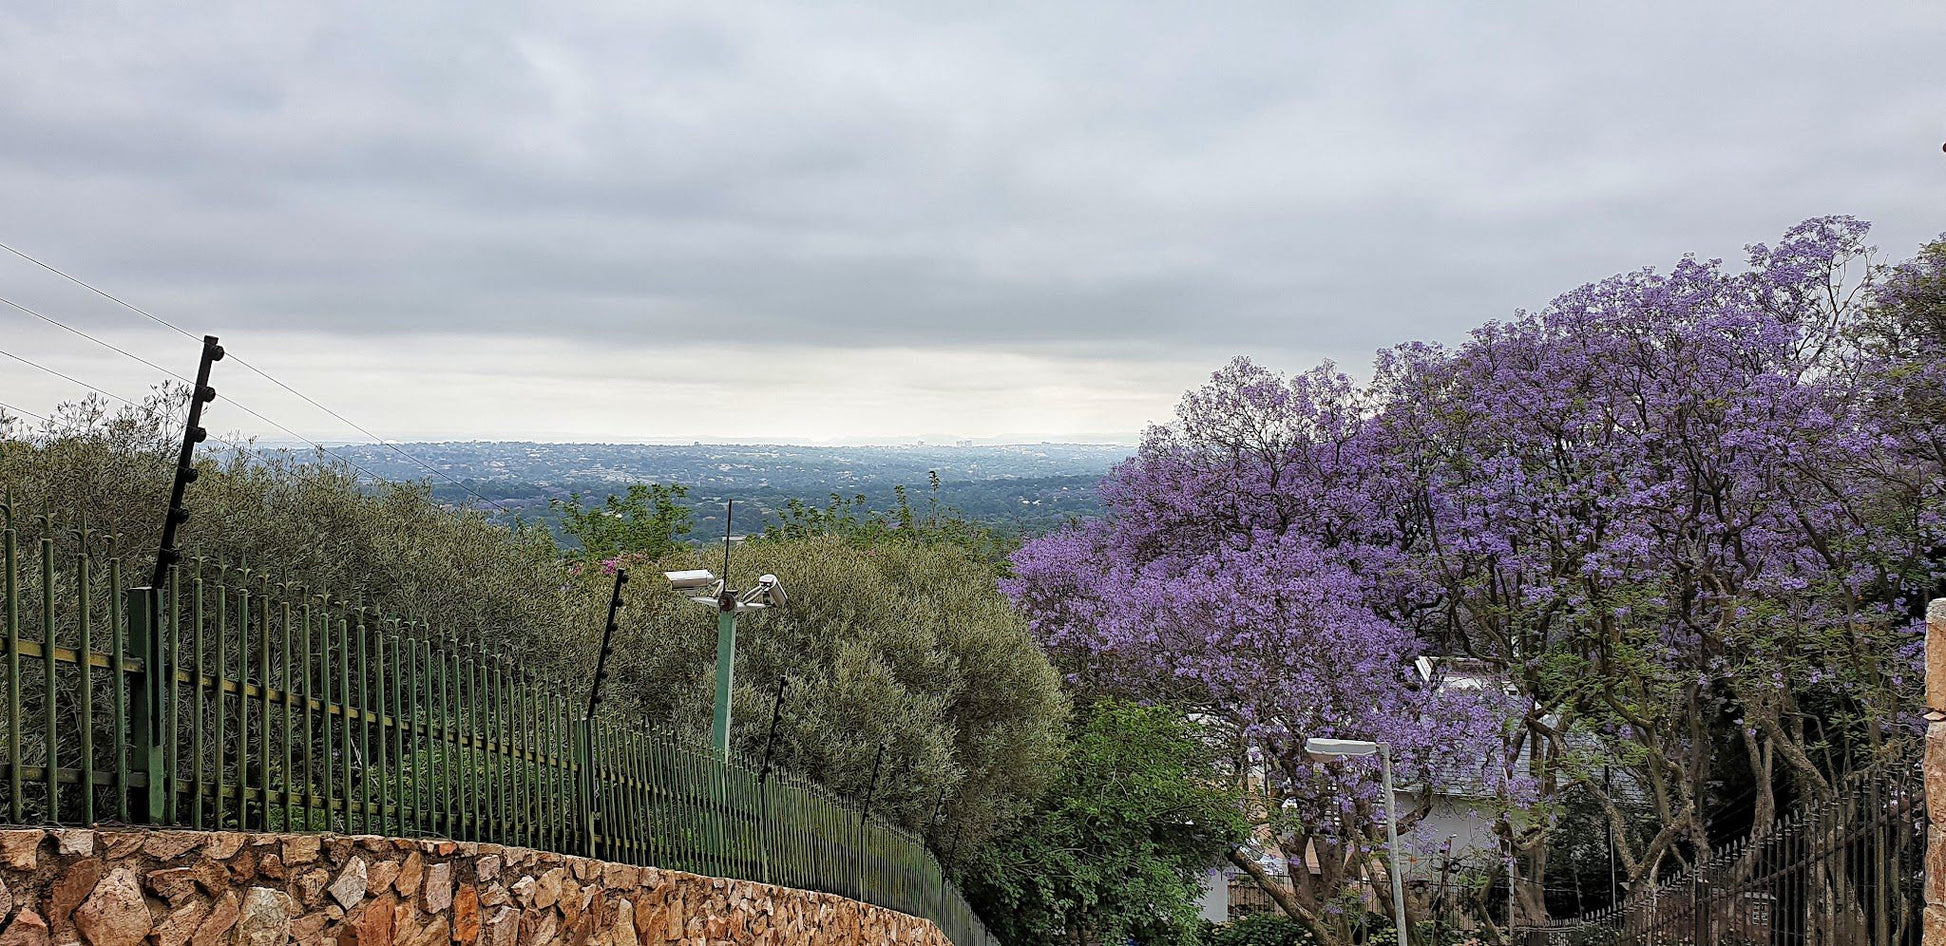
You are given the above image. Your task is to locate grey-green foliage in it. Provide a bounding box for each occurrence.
[0,390,577,677]
[2,391,1069,855]
[585,533,1069,854]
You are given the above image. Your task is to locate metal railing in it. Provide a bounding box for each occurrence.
[1524,765,1924,946]
[0,506,994,946]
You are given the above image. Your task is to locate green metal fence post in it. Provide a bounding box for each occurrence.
[76,534,95,826]
[109,561,127,824]
[39,525,56,823]
[2,498,17,825]
[127,584,164,823]
[573,717,594,857]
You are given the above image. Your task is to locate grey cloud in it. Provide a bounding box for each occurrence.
[2,0,1943,379]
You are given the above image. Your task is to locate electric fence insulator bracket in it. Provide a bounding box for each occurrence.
[151,335,223,587]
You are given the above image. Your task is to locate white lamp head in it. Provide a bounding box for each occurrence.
[1305,738,1381,759]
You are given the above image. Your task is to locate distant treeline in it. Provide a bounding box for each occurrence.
[431,474,1107,545]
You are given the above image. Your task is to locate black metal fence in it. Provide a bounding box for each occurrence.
[0,506,995,946]
[1524,766,1925,946]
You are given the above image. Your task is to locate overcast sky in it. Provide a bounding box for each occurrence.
[2,2,1942,444]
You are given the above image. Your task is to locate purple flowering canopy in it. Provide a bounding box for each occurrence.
[1007,217,1944,933]
[1007,360,1523,932]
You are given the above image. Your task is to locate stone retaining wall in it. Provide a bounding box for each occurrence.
[0,828,949,946]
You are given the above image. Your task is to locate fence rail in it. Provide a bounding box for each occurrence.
[0,506,994,946]
[1524,765,1924,946]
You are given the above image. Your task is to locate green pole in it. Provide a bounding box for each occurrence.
[711,608,737,760]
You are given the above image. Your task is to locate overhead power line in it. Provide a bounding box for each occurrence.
[0,242,516,515]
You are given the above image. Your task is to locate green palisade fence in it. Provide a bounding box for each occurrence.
[0,505,995,946]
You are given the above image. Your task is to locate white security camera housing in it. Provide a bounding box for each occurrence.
[664,569,718,590]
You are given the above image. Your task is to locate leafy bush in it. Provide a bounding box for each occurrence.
[1204,914,1317,946]
[964,700,1245,946]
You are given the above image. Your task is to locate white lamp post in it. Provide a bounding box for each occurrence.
[1306,738,1409,944]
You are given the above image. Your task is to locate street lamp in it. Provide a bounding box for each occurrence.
[665,505,787,761]
[1306,738,1409,944]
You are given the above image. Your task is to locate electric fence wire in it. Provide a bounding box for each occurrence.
[0,240,517,515]
[0,343,385,485]
[0,398,49,422]
[0,295,404,488]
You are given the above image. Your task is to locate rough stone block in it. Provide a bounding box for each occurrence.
[450,887,480,945]
[283,837,321,867]
[141,834,204,863]
[289,913,329,946]
[516,909,554,946]
[395,854,425,900]
[1932,723,1946,827]
[294,870,331,909]
[0,833,41,872]
[152,900,210,946]
[1933,823,1946,905]
[45,859,105,935]
[0,910,50,946]
[73,868,150,946]
[1929,599,1946,712]
[99,833,144,862]
[190,892,240,946]
[329,858,368,911]
[187,860,229,897]
[421,864,452,913]
[237,887,294,946]
[347,897,394,946]
[365,861,399,899]
[531,870,562,911]
[53,831,94,858]
[483,908,518,946]
[206,834,246,862]
[607,900,634,946]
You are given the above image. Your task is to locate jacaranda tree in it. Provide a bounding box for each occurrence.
[1008,217,1942,939]
[1007,361,1521,944]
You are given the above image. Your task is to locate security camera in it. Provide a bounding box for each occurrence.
[663,569,718,591]
[758,574,787,609]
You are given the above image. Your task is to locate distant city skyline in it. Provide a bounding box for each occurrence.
[3,2,1942,442]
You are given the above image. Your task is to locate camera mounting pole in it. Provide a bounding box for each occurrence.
[664,499,785,763]
[710,500,739,759]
